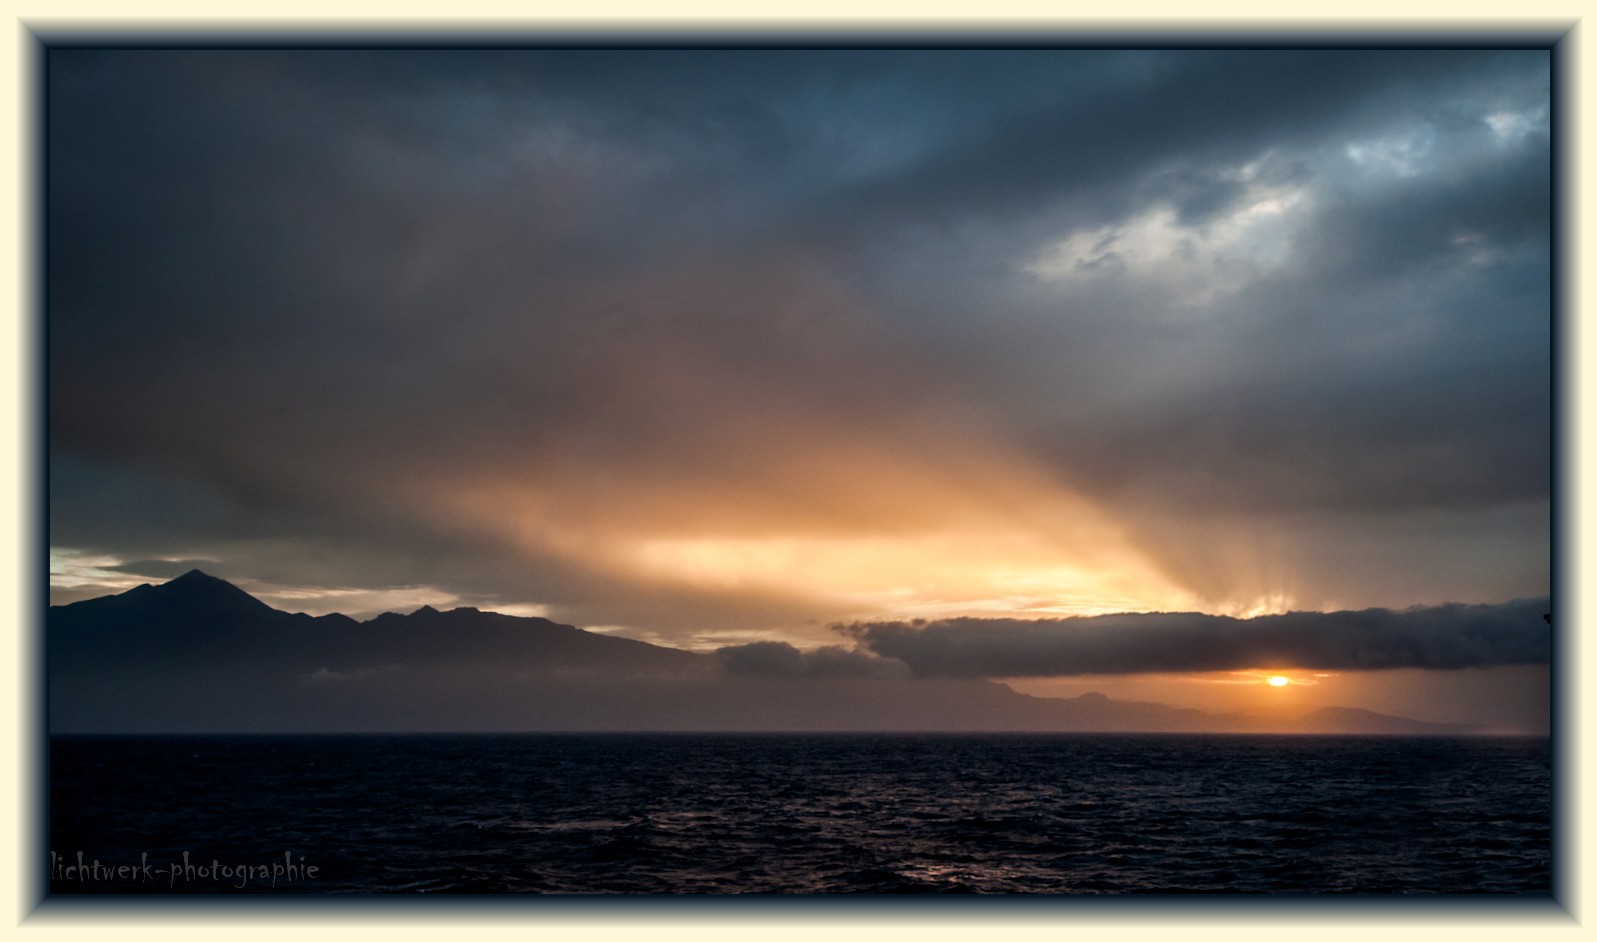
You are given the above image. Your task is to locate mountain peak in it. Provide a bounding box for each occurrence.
[163,568,242,591]
[152,569,274,613]
[170,568,223,585]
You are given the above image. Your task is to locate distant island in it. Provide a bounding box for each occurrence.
[49,570,1491,735]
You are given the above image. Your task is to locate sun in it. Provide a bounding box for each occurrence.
[1267,675,1291,687]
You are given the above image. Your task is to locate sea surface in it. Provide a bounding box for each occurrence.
[48,733,1551,895]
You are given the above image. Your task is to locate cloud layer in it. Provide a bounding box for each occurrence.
[48,49,1551,639]
[715,641,908,679]
[844,598,1552,677]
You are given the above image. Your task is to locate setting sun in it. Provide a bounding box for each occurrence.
[1267,676,1291,687]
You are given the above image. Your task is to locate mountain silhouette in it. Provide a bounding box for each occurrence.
[51,569,698,675]
[52,569,354,672]
[49,573,1491,734]
[57,568,277,627]
[1292,706,1476,735]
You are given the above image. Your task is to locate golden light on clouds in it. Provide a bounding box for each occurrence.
[625,531,1196,618]
[437,478,1219,635]
[425,435,1240,637]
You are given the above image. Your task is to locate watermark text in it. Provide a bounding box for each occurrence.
[51,851,319,889]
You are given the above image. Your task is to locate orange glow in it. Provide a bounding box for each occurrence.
[435,476,1219,638]
[1267,675,1291,687]
[623,532,1193,618]
[423,431,1316,646]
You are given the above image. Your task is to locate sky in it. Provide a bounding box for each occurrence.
[46,48,1552,728]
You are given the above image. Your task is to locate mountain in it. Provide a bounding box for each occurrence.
[1291,706,1479,736]
[48,572,1486,735]
[50,569,698,673]
[51,569,352,671]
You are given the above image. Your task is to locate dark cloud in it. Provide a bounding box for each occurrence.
[714,641,906,679]
[47,48,1551,639]
[843,598,1551,677]
[809,50,1543,238]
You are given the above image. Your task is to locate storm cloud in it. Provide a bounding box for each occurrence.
[844,598,1552,677]
[47,48,1551,640]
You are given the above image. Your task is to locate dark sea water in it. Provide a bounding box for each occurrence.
[48,733,1550,895]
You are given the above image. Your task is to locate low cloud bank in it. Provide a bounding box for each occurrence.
[714,641,908,679]
[840,598,1551,677]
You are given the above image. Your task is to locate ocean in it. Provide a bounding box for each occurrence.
[48,733,1551,895]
